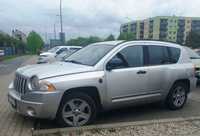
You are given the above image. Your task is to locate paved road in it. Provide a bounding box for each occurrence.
[0,56,32,75]
[0,56,37,136]
[0,56,200,135]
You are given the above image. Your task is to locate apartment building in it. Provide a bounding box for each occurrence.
[120,16,200,44]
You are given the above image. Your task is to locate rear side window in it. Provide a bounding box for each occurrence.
[168,47,180,63]
[148,46,169,65]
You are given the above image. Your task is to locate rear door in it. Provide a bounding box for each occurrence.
[144,45,170,93]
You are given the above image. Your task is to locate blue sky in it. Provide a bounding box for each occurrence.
[0,0,199,41]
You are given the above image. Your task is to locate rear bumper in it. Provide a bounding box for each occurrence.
[8,89,63,119]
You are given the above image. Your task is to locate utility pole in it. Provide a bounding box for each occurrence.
[60,0,63,33]
[54,23,56,39]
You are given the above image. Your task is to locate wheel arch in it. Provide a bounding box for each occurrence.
[171,79,190,93]
[59,86,102,111]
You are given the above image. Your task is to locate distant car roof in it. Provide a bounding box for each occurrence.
[91,41,125,46]
[55,46,82,49]
[68,46,82,48]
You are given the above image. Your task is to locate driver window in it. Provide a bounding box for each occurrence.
[107,46,143,70]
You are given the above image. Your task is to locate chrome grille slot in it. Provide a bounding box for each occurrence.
[14,73,28,95]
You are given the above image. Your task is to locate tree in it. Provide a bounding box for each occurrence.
[27,31,44,54]
[66,36,102,47]
[117,32,136,41]
[105,34,115,41]
[117,33,126,40]
[185,31,200,49]
[0,33,26,55]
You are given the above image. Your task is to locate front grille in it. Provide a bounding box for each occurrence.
[14,73,28,94]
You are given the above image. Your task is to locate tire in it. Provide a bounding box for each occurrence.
[166,82,188,110]
[56,92,97,127]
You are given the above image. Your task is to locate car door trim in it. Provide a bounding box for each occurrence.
[111,92,161,103]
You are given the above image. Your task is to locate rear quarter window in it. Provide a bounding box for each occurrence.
[168,47,181,63]
[147,45,169,65]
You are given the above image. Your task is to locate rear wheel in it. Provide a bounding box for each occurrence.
[166,82,188,110]
[56,92,97,127]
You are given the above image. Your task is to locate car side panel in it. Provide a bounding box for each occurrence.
[44,71,109,109]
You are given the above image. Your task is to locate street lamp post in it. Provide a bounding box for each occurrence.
[54,23,56,39]
[60,0,63,33]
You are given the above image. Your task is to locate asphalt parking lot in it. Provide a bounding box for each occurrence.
[0,56,32,75]
[0,56,200,136]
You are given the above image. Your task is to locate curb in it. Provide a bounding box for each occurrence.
[32,116,200,136]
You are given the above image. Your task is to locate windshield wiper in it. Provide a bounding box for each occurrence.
[65,60,83,65]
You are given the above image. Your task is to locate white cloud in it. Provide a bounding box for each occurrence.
[0,0,200,41]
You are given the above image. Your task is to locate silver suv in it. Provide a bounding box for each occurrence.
[8,41,196,127]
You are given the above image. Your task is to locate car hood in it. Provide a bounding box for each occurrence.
[40,52,55,56]
[16,62,94,79]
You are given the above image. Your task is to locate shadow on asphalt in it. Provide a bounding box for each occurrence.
[33,103,163,130]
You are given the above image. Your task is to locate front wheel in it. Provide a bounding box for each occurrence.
[166,82,188,110]
[56,92,97,127]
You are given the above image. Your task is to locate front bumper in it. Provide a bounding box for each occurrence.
[8,89,63,119]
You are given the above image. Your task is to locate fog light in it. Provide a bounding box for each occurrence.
[27,107,36,117]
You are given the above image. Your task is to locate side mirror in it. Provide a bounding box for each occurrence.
[106,57,124,71]
[106,64,112,71]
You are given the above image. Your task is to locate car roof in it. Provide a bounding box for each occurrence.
[122,40,182,48]
[91,40,182,48]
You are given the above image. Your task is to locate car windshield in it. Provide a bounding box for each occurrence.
[65,44,115,66]
[185,47,200,59]
[48,47,60,53]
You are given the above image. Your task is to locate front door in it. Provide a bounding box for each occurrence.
[105,45,149,104]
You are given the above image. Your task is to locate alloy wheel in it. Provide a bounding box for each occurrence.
[62,98,91,126]
[172,86,186,107]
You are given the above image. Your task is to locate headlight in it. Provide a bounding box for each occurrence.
[29,76,40,90]
[39,81,56,92]
[28,76,56,92]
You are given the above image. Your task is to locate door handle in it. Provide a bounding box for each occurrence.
[137,70,147,74]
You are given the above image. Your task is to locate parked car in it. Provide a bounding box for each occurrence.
[194,49,200,56]
[184,46,200,80]
[0,50,5,56]
[8,41,196,127]
[55,47,82,61]
[37,46,82,63]
[0,50,4,61]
